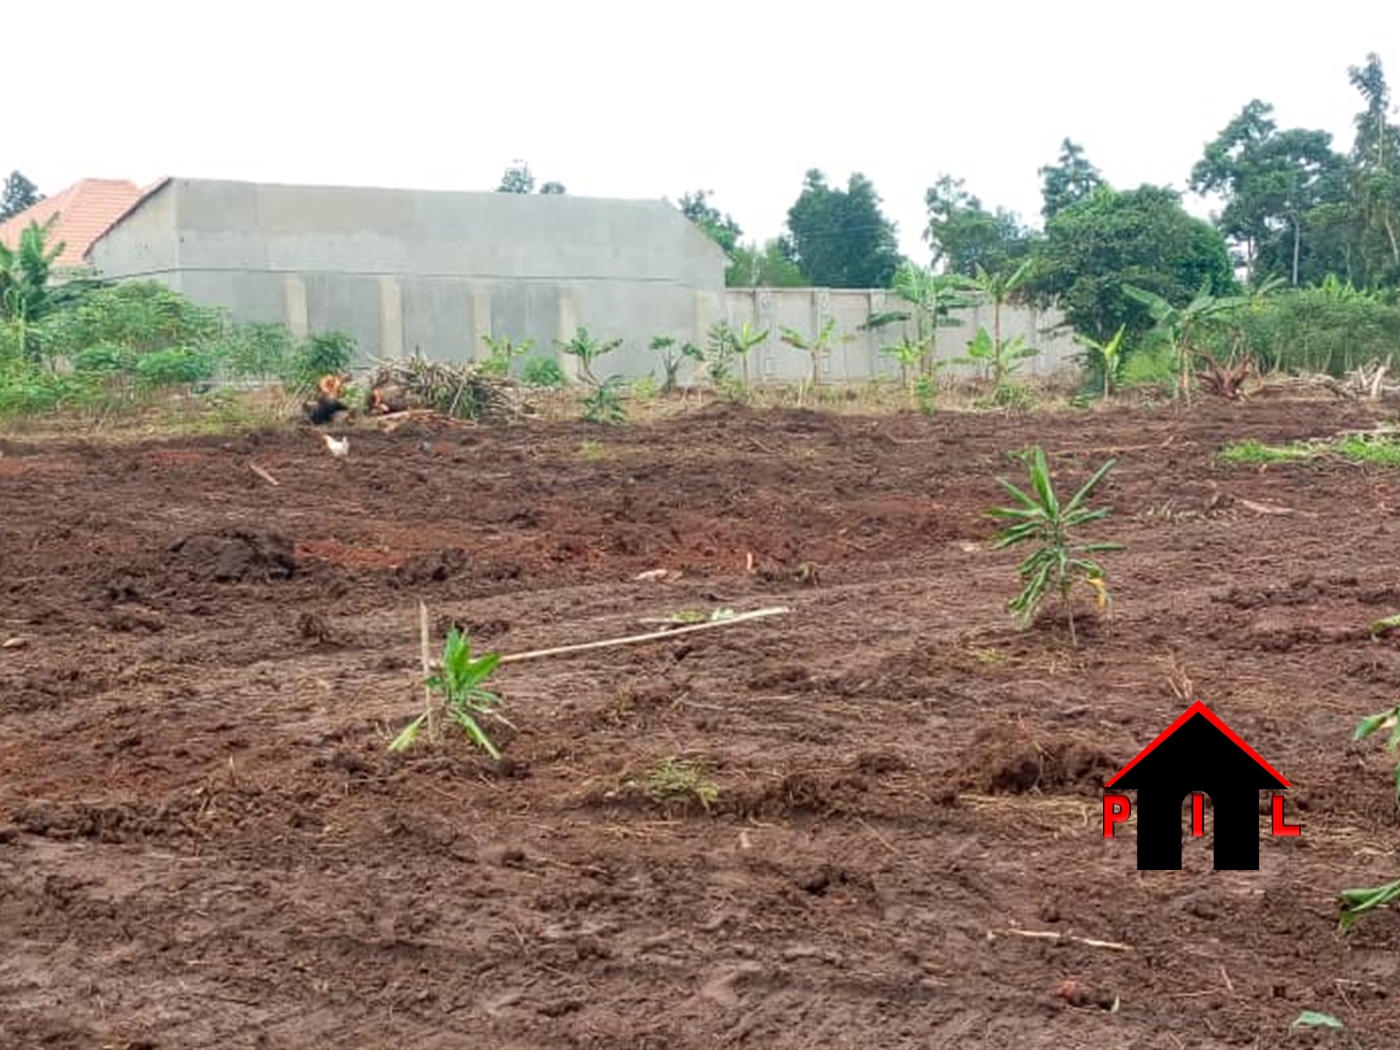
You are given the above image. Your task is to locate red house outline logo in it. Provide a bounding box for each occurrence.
[1103,701,1300,870]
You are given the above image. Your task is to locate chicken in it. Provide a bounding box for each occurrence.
[305,373,353,425]
[321,433,349,458]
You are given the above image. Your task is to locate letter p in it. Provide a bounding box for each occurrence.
[1103,794,1131,838]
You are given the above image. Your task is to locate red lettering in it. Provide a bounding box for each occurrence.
[1103,794,1131,838]
[1272,795,1301,836]
[1191,793,1205,837]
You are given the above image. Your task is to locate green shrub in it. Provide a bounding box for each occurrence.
[1199,288,1400,376]
[220,322,295,381]
[72,344,134,374]
[133,347,215,389]
[522,357,566,388]
[287,331,356,390]
[0,370,96,416]
[40,280,225,358]
[1119,341,1176,388]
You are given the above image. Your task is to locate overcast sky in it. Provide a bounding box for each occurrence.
[9,0,1395,258]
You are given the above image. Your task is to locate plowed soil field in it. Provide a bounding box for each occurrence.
[3,398,1400,1049]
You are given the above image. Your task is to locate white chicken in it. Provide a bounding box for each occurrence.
[321,434,349,458]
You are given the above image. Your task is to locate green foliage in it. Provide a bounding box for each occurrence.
[679,190,742,255]
[650,335,703,393]
[1074,324,1127,397]
[0,170,42,222]
[988,447,1121,645]
[521,356,566,388]
[726,239,808,288]
[779,317,851,386]
[390,628,508,758]
[1122,280,1250,398]
[1027,185,1237,346]
[957,326,1039,388]
[288,331,356,390]
[0,216,63,358]
[1353,702,1400,801]
[0,368,95,416]
[1119,341,1176,389]
[924,174,1034,278]
[496,159,565,195]
[864,262,980,378]
[1038,139,1105,222]
[480,333,534,377]
[1205,285,1400,375]
[217,322,295,381]
[133,346,215,390]
[581,375,628,425]
[497,159,535,194]
[40,280,223,358]
[1338,878,1400,933]
[785,169,902,288]
[1217,435,1400,467]
[1190,100,1345,286]
[554,326,621,385]
[704,320,767,386]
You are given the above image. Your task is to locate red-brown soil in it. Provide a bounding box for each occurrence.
[3,399,1400,1048]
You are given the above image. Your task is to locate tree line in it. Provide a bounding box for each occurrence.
[7,49,1397,353]
[681,51,1400,349]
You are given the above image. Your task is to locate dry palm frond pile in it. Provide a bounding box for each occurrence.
[362,356,533,422]
[1259,360,1400,402]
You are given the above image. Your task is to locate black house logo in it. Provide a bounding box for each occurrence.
[1102,701,1300,870]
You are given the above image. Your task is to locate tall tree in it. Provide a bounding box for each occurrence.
[1190,100,1345,285]
[0,171,42,221]
[678,190,743,255]
[1026,184,1236,344]
[785,169,902,288]
[1346,53,1400,283]
[923,175,1033,278]
[1038,139,1105,222]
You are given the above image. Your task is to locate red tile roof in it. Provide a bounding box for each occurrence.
[0,177,167,268]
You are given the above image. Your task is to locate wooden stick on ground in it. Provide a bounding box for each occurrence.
[249,462,280,486]
[499,606,792,665]
[987,927,1134,952]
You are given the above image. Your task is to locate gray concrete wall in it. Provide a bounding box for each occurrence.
[721,288,1080,386]
[86,177,1082,386]
[87,177,729,372]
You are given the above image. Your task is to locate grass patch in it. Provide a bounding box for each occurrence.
[1218,435,1400,467]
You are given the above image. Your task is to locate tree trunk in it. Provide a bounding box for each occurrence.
[1292,216,1301,286]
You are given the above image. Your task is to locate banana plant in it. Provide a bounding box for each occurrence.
[957,325,1039,388]
[554,326,622,386]
[1074,324,1127,398]
[968,258,1035,354]
[649,336,693,393]
[1123,282,1249,401]
[780,317,852,387]
[705,320,768,386]
[866,263,980,378]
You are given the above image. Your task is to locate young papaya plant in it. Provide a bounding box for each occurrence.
[988,446,1122,646]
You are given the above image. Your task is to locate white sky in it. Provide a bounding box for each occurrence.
[9,0,1396,259]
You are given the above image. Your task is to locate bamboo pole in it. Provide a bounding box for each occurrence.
[498,606,792,665]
